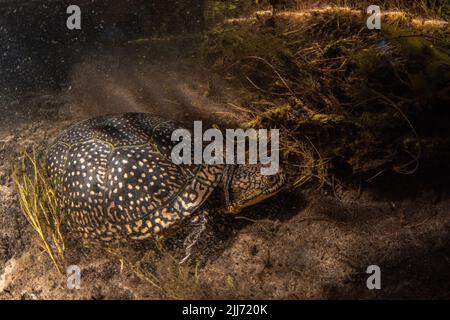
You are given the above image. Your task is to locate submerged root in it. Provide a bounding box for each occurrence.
[204,4,449,186]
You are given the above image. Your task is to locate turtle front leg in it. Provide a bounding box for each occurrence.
[179,210,209,264]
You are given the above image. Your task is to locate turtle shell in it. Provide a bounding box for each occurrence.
[45,113,224,242]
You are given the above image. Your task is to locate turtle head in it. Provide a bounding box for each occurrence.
[224,164,286,214]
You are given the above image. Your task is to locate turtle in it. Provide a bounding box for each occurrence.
[44,113,286,247]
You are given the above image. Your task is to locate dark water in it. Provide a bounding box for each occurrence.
[0,0,204,95]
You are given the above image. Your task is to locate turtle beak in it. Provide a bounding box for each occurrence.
[226,205,242,215]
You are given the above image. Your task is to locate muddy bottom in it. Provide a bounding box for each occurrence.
[0,41,449,300]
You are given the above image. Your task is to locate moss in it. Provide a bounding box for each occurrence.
[381,24,450,63]
[204,25,293,67]
[390,34,450,104]
[425,60,450,86]
[350,48,380,74]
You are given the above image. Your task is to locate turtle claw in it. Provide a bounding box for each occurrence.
[179,211,208,264]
